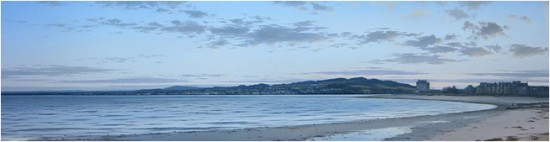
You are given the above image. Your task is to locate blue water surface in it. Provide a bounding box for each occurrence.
[1,95,496,140]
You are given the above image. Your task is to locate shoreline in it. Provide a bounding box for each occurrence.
[361,94,548,107]
[39,94,548,141]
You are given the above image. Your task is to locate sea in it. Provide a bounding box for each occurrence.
[1,95,496,140]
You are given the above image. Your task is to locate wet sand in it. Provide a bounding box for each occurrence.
[43,94,548,141]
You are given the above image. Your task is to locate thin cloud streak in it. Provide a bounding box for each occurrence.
[59,77,188,84]
[305,69,427,76]
[2,65,117,77]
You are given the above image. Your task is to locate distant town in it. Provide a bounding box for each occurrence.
[3,77,548,97]
[415,80,549,96]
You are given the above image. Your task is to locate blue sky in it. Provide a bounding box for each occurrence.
[2,1,549,91]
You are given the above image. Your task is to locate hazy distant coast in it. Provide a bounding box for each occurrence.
[4,77,548,97]
[53,94,548,141]
[2,77,416,95]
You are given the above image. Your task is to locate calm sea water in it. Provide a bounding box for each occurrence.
[1,95,496,140]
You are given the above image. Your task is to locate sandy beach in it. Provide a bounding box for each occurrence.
[371,94,549,141]
[48,94,548,141]
[430,108,548,141]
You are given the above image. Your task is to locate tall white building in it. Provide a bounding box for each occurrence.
[416,80,430,93]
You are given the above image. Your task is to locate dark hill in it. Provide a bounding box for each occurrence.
[170,77,415,95]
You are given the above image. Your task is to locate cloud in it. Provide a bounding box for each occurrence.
[46,23,96,32]
[210,26,250,37]
[359,30,401,44]
[105,57,133,63]
[96,1,186,10]
[311,3,332,11]
[508,15,532,23]
[228,18,250,26]
[519,16,532,23]
[203,39,229,49]
[220,78,305,85]
[85,55,162,64]
[92,19,206,35]
[423,46,457,54]
[433,78,549,86]
[478,22,507,39]
[292,20,325,32]
[446,41,477,48]
[404,35,441,48]
[133,22,163,33]
[183,10,209,18]
[329,43,353,49]
[37,1,61,6]
[462,21,507,39]
[249,16,271,23]
[209,16,265,38]
[274,1,307,7]
[459,47,493,57]
[486,44,502,52]
[373,53,459,65]
[84,16,328,48]
[462,21,477,31]
[306,69,427,76]
[161,20,206,35]
[459,1,490,10]
[181,74,224,78]
[273,1,311,11]
[46,24,67,31]
[156,8,169,13]
[274,1,332,12]
[509,44,549,58]
[446,9,469,20]
[244,25,327,46]
[468,70,549,78]
[441,42,495,57]
[444,34,458,41]
[102,18,137,27]
[207,20,329,47]
[447,70,550,86]
[61,77,188,84]
[408,9,429,18]
[293,20,315,27]
[96,2,189,14]
[89,18,137,28]
[2,65,116,77]
[137,54,163,59]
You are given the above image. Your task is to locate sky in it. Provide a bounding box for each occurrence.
[1,1,549,91]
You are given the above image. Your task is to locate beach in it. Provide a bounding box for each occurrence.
[63,94,548,141]
[372,95,549,141]
[4,1,548,141]
[430,107,548,141]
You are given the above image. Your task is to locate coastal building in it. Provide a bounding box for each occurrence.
[442,86,459,94]
[464,85,475,95]
[416,80,430,93]
[528,86,549,96]
[475,81,528,95]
